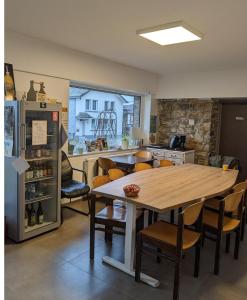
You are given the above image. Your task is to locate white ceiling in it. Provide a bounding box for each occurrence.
[5,0,247,75]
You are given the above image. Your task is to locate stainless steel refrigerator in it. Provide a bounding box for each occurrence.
[4,100,62,242]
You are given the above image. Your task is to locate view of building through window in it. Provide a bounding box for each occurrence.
[68,86,141,155]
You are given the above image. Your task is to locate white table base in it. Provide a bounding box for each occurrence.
[102,202,160,288]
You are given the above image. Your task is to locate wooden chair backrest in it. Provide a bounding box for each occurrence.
[183,201,204,226]
[159,159,173,167]
[224,191,244,213]
[233,181,247,196]
[98,157,116,172]
[134,162,153,172]
[134,151,153,160]
[108,168,125,181]
[92,175,111,188]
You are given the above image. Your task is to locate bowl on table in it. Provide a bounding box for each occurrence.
[123,184,140,197]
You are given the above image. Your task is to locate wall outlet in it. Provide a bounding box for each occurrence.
[189,119,195,126]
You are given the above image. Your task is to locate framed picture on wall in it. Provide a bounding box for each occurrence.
[4,63,16,100]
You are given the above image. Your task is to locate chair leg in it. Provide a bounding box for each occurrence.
[234,228,241,259]
[148,210,153,225]
[194,243,201,278]
[225,233,230,253]
[154,212,158,223]
[214,233,222,275]
[135,235,142,282]
[173,257,181,300]
[90,195,96,259]
[105,226,110,242]
[87,195,91,215]
[170,210,175,224]
[107,226,113,243]
[156,248,161,263]
[201,231,205,247]
[241,210,246,241]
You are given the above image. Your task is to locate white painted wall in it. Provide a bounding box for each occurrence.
[5,30,158,97]
[156,68,247,99]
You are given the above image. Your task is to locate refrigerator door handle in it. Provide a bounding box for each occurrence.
[20,124,26,151]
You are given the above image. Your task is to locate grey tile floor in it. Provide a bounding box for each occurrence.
[5,202,247,300]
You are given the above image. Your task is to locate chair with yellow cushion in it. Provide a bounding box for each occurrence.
[134,150,153,160]
[98,157,117,175]
[203,190,244,275]
[205,180,247,240]
[135,200,204,300]
[108,168,125,181]
[90,175,144,259]
[159,159,174,167]
[134,162,153,172]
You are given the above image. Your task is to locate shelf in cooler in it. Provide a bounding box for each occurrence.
[25,195,53,204]
[26,134,56,138]
[25,176,54,183]
[26,156,53,162]
[24,221,54,233]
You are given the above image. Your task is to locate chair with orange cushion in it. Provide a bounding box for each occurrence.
[205,180,247,240]
[98,157,117,175]
[203,191,244,275]
[134,150,153,160]
[134,162,153,172]
[108,168,125,181]
[159,159,174,167]
[90,175,144,259]
[135,200,204,300]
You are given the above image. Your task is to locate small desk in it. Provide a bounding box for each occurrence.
[110,154,153,171]
[91,164,238,287]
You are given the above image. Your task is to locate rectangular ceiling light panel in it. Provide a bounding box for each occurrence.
[137,21,203,46]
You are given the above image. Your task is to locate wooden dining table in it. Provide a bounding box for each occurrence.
[110,154,153,172]
[91,163,238,287]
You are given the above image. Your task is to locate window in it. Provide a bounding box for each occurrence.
[86,99,90,110]
[92,100,98,111]
[68,86,141,155]
[104,101,109,111]
[91,119,96,129]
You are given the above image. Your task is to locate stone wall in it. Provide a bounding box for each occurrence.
[157,99,221,165]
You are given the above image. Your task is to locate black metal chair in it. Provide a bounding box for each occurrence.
[61,151,90,224]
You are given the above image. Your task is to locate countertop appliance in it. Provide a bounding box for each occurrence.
[169,135,186,149]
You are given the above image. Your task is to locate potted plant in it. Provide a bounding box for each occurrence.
[121,135,129,150]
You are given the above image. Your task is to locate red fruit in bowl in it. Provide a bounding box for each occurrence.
[123,184,140,196]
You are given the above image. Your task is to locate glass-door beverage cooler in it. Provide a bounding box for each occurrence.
[4,100,62,242]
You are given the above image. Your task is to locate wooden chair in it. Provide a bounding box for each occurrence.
[90,175,144,259]
[203,191,244,275]
[205,180,247,240]
[135,201,204,300]
[98,157,118,175]
[159,159,174,167]
[108,168,126,181]
[134,162,153,172]
[134,150,153,160]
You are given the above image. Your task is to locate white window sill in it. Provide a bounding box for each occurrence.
[68,146,139,158]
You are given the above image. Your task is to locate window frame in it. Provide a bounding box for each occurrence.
[68,83,143,156]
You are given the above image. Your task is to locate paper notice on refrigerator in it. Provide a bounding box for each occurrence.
[4,139,13,157]
[32,120,47,145]
[12,157,30,174]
